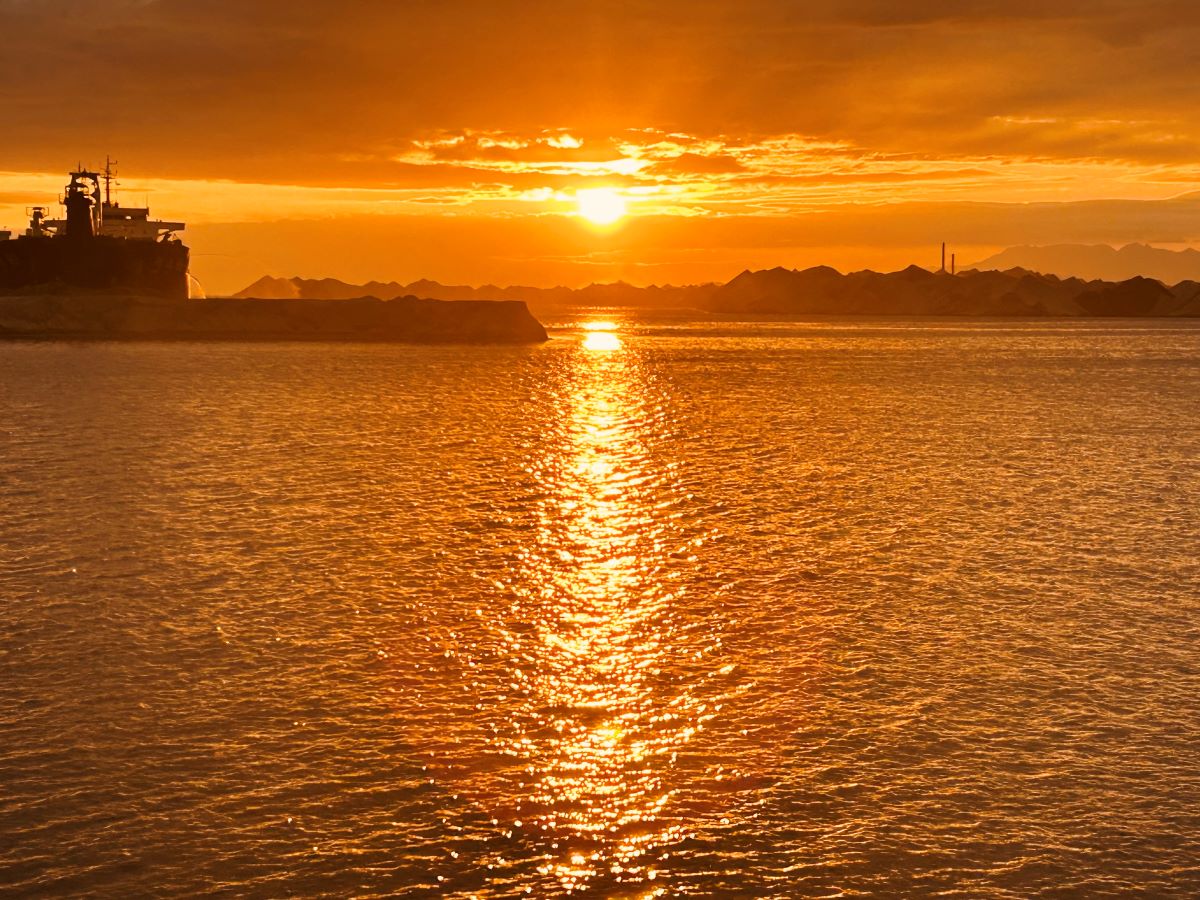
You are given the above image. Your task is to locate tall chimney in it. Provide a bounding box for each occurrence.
[951,253,956,275]
[941,242,946,273]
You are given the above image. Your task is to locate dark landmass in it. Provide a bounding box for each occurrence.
[708,266,1200,316]
[0,294,548,343]
[235,275,717,310]
[239,268,1200,317]
[969,243,1200,283]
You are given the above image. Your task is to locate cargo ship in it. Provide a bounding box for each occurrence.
[0,159,548,343]
[0,160,190,300]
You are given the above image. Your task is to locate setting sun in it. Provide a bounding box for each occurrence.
[576,188,627,226]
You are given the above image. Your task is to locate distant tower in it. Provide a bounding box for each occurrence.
[951,253,956,275]
[941,242,946,273]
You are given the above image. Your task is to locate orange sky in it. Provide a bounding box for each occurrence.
[4,0,1200,293]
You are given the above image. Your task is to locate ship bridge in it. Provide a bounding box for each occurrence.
[33,158,185,242]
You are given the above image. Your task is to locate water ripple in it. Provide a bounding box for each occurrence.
[1,319,1199,897]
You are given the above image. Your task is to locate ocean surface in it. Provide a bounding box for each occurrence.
[1,314,1199,898]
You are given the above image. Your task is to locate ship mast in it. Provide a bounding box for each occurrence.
[102,156,118,207]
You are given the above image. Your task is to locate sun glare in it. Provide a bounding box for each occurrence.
[582,321,622,351]
[576,188,627,226]
[583,332,622,351]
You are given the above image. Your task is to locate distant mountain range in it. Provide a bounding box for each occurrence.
[234,275,716,310]
[235,268,1200,317]
[969,243,1200,283]
[708,266,1200,316]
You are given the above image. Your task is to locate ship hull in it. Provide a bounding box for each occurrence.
[0,236,190,300]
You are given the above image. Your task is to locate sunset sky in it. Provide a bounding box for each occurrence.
[4,0,1200,294]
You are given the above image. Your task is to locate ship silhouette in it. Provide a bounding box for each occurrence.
[0,159,190,300]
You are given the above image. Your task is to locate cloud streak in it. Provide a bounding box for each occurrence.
[4,0,1200,289]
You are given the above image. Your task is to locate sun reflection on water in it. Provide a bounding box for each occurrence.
[583,332,623,352]
[582,321,623,352]
[392,321,748,895]
[495,322,707,892]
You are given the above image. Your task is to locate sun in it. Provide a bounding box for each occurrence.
[576,188,627,226]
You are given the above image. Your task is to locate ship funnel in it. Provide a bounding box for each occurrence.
[64,171,100,239]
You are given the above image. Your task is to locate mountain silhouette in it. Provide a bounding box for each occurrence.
[706,266,1197,316]
[234,268,1200,317]
[234,276,717,310]
[969,243,1200,283]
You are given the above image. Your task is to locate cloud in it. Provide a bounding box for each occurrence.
[649,153,746,176]
[5,0,1200,286]
[5,0,1200,178]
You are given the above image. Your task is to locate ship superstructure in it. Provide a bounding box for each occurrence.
[0,159,191,300]
[27,159,186,242]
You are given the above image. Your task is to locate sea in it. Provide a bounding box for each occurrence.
[1,313,1198,898]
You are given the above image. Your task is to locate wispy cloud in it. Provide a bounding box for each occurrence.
[5,0,1200,290]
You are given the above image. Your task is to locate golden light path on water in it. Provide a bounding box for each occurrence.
[390,318,772,897]
[393,314,763,897]
[500,321,697,892]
